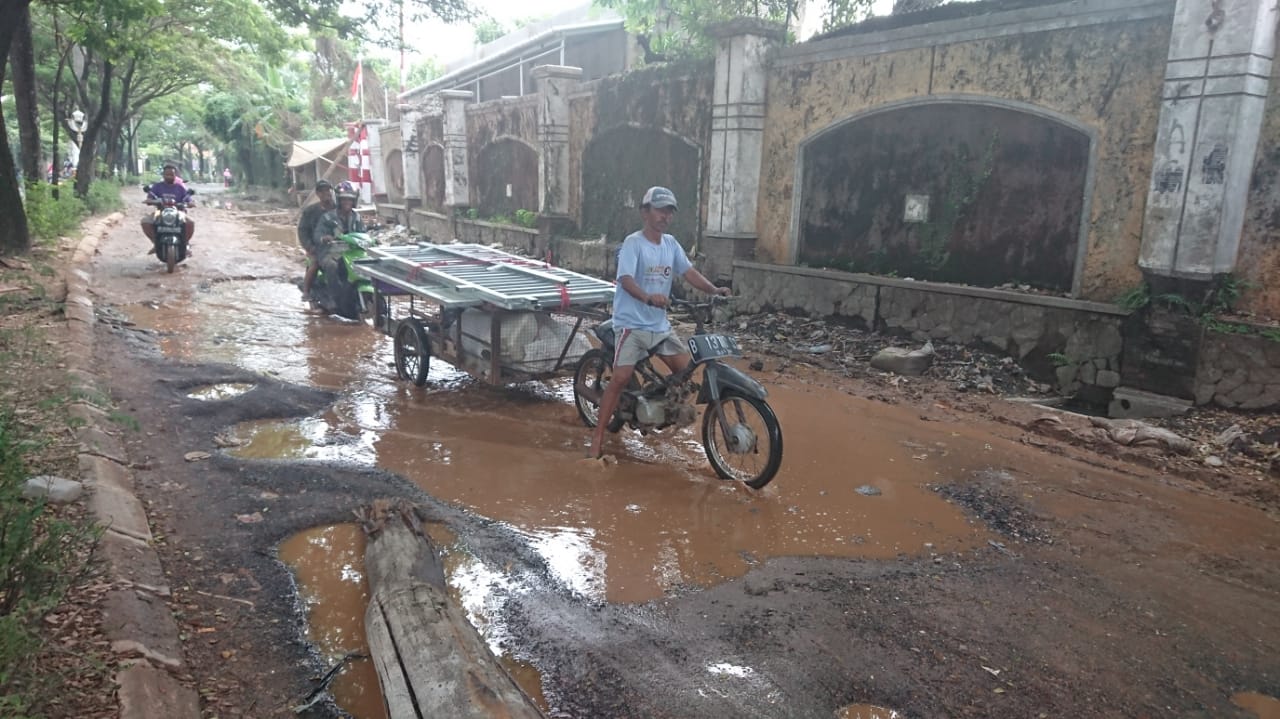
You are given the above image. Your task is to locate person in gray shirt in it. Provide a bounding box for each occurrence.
[298,179,336,300]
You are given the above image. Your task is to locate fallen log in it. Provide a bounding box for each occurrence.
[356,499,543,719]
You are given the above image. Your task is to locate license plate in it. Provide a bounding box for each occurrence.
[688,333,741,361]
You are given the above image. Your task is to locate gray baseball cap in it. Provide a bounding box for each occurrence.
[642,186,678,210]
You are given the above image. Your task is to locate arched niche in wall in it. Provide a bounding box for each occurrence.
[421,143,446,212]
[385,149,405,199]
[795,97,1094,293]
[582,124,701,249]
[475,137,538,216]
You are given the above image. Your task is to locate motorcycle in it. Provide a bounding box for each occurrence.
[309,231,380,321]
[143,188,196,273]
[573,297,784,489]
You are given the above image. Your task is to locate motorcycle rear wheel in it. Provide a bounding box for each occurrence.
[394,318,431,387]
[702,392,783,489]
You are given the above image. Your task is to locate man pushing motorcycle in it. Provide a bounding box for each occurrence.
[586,186,731,461]
[297,179,336,303]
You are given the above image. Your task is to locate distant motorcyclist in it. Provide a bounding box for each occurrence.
[142,163,194,246]
[298,179,336,300]
[311,181,365,278]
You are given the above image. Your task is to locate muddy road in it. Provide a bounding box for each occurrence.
[87,194,1280,718]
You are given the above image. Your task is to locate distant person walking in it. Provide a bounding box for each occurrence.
[223,168,232,187]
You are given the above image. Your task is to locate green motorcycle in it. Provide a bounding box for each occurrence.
[311,232,379,321]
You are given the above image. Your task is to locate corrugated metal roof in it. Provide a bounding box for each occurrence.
[285,137,349,168]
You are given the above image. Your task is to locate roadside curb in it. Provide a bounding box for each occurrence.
[64,213,202,719]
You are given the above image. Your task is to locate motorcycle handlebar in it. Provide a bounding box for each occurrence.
[670,295,734,311]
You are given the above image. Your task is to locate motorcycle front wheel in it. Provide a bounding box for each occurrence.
[702,392,783,489]
[165,244,177,273]
[572,348,610,428]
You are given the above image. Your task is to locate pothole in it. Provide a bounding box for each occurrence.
[279,522,548,718]
[1234,692,1280,719]
[186,383,255,401]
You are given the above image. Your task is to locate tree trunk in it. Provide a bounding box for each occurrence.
[356,500,544,719]
[9,5,39,183]
[74,59,113,196]
[0,1,32,255]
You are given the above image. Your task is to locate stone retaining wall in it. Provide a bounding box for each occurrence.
[734,261,1128,394]
[1195,329,1280,409]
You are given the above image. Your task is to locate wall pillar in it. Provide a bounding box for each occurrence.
[1139,0,1278,280]
[704,19,785,283]
[440,90,473,209]
[532,65,583,220]
[398,104,423,203]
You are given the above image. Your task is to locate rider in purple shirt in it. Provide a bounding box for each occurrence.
[141,163,195,245]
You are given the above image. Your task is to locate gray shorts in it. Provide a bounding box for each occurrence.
[614,328,686,367]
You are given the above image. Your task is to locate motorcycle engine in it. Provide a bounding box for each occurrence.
[633,382,698,429]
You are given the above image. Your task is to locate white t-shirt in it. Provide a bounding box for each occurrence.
[612,231,693,332]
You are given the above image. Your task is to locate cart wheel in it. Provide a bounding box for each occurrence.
[394,319,431,386]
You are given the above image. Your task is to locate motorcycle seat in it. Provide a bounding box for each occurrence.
[594,320,616,350]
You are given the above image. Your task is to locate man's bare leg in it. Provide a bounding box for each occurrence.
[588,363,635,459]
[302,254,319,297]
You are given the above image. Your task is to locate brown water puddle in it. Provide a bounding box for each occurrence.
[278,525,385,719]
[281,522,549,719]
[837,705,902,719]
[237,373,998,603]
[1236,692,1280,719]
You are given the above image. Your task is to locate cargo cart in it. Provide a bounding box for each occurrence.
[350,243,616,386]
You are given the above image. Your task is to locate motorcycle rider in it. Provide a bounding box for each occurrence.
[141,163,195,247]
[298,179,336,300]
[310,181,366,291]
[586,186,730,461]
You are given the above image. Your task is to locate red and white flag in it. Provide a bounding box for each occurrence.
[350,59,363,104]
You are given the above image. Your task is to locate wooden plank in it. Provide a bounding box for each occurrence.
[357,500,543,719]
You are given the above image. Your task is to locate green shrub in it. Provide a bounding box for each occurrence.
[83,181,123,215]
[23,183,85,241]
[0,411,95,715]
[514,209,538,228]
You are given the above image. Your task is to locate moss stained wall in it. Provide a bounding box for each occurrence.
[760,14,1171,302]
[1237,25,1280,318]
[466,97,540,209]
[567,62,714,245]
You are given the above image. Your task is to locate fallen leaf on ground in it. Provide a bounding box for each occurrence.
[235,512,263,524]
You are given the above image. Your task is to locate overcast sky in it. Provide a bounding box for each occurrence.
[391,0,899,70]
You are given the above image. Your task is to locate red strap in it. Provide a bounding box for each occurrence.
[558,283,571,310]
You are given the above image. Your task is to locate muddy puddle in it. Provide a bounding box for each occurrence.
[1236,692,1280,719]
[278,525,385,719]
[837,705,902,719]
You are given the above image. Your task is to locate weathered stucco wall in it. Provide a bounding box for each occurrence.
[1237,24,1280,318]
[567,62,714,247]
[759,1,1173,302]
[466,97,540,211]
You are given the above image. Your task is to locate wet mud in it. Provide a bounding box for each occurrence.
[85,209,1280,719]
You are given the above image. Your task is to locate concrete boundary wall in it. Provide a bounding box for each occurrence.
[778,0,1173,66]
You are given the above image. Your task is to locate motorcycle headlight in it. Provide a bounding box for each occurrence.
[160,208,180,226]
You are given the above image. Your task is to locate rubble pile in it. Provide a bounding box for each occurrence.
[728,311,1054,398]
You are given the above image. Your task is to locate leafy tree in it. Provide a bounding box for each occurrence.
[404,56,443,90]
[473,17,507,44]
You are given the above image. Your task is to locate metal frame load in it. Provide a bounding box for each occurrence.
[351,242,616,311]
